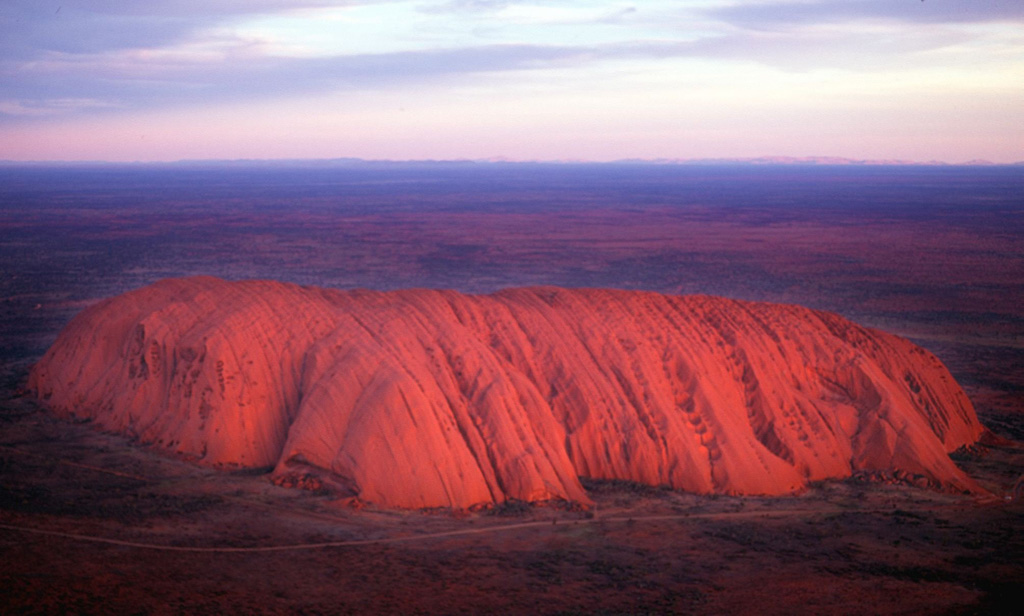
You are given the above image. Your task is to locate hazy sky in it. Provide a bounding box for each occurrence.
[1,0,1022,163]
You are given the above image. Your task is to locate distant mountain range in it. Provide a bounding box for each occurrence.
[607,156,1022,166]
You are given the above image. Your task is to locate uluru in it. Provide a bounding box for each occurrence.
[29,276,985,509]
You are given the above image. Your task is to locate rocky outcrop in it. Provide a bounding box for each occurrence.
[30,277,984,508]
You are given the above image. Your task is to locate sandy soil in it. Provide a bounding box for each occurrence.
[2,392,1020,615]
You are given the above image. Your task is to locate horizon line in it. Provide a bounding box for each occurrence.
[1,155,1022,168]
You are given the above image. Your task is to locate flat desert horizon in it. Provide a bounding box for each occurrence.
[2,161,1022,614]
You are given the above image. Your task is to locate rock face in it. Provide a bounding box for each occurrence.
[30,277,984,508]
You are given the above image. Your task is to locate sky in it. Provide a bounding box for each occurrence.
[1,0,1022,163]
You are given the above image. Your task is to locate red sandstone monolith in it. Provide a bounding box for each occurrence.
[30,277,984,508]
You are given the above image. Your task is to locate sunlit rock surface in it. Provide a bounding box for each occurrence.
[30,277,984,508]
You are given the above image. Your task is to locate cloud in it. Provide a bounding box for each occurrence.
[495,4,637,26]
[422,0,515,12]
[671,28,978,73]
[0,1,381,58]
[1,0,1019,124]
[693,0,1024,73]
[0,98,119,117]
[0,42,593,120]
[420,0,638,26]
[1,4,189,58]
[0,0,651,120]
[0,22,1001,122]
[711,0,1024,30]
[0,1,404,118]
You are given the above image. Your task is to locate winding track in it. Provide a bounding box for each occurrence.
[1,498,1004,554]
[0,509,844,554]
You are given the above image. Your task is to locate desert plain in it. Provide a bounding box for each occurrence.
[1,162,1022,614]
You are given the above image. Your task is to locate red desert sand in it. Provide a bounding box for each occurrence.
[30,277,984,509]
